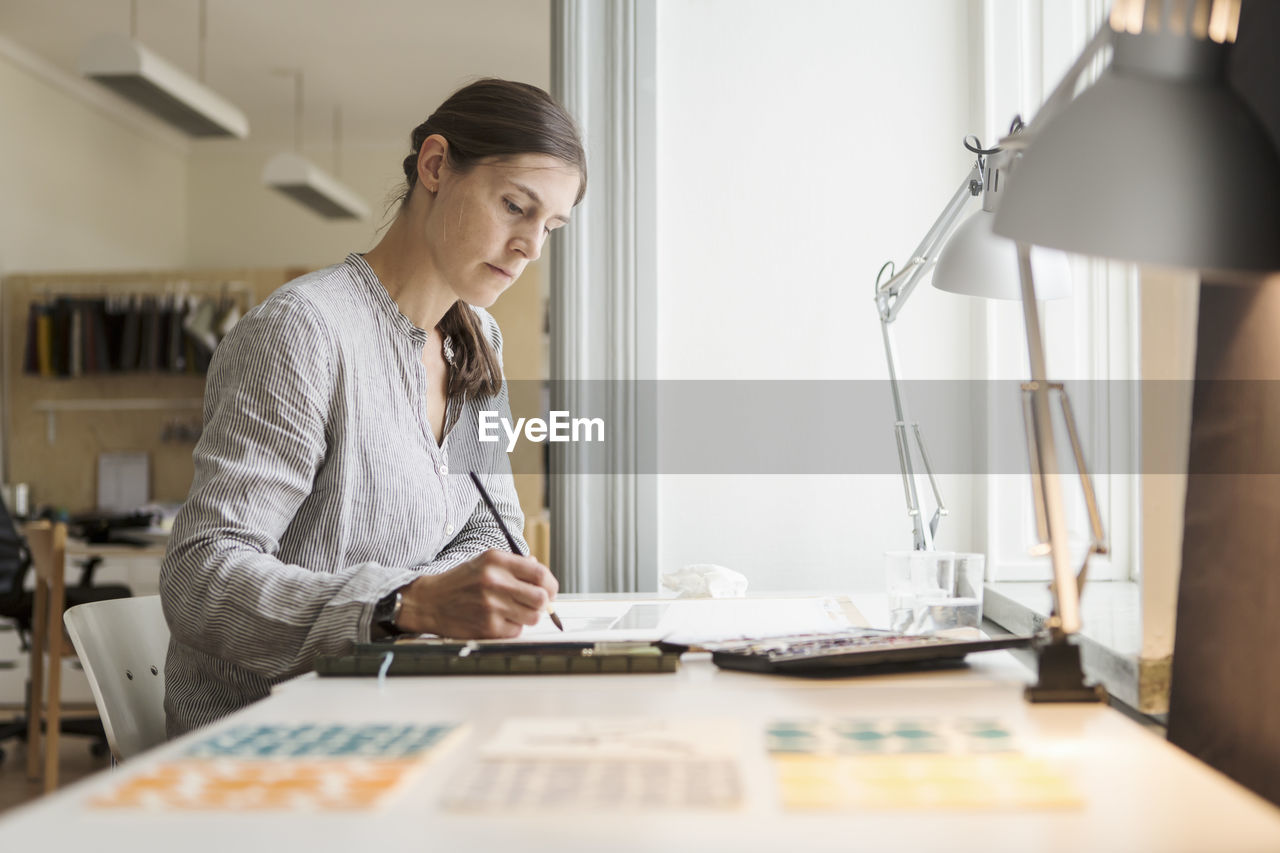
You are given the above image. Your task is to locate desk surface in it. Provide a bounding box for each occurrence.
[1,601,1278,852]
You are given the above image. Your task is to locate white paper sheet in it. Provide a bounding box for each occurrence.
[515,596,852,645]
[417,597,854,646]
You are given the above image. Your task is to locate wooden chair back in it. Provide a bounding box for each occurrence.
[23,520,68,792]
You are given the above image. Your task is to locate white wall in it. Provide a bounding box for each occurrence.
[0,39,188,273]
[0,38,190,489]
[654,0,977,591]
[185,142,408,269]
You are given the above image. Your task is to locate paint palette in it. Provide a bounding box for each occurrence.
[708,631,1033,677]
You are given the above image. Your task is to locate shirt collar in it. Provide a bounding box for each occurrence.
[343,253,429,343]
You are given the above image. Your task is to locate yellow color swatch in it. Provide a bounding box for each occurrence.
[774,753,1083,810]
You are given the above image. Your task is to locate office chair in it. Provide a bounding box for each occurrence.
[0,502,131,768]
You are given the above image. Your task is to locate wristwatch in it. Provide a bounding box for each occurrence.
[373,590,404,636]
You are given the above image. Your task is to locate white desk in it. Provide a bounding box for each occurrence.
[1,603,1278,852]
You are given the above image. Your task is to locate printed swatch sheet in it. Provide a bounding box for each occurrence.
[767,717,1083,810]
[92,723,463,811]
[443,716,743,811]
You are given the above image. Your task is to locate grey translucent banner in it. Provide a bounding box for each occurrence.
[482,380,1280,475]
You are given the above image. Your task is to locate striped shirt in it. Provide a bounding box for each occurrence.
[160,253,527,737]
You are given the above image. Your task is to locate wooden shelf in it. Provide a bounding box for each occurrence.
[32,398,204,443]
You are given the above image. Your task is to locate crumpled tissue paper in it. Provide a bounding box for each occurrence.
[660,564,748,599]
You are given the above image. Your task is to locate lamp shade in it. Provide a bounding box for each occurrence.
[992,30,1280,272]
[262,152,370,220]
[933,210,1071,300]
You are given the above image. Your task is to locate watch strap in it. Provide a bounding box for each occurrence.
[374,590,404,635]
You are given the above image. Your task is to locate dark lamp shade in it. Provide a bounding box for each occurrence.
[993,33,1280,272]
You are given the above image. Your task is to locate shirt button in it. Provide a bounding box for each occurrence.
[446,523,455,536]
[438,463,449,475]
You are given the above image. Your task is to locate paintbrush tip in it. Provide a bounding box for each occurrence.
[550,610,565,631]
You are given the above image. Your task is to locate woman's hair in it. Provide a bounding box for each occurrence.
[398,78,586,399]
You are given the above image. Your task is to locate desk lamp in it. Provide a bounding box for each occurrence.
[990,0,1280,700]
[874,136,1070,552]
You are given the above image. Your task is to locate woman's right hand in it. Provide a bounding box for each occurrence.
[395,550,558,638]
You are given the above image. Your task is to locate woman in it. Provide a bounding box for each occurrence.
[160,79,585,737]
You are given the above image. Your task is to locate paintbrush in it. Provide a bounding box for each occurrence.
[469,471,564,631]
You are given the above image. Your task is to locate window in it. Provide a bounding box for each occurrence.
[974,0,1140,585]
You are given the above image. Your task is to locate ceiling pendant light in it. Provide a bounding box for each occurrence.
[262,71,370,220]
[79,0,249,139]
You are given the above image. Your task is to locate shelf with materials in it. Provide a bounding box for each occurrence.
[17,280,254,381]
[2,267,302,513]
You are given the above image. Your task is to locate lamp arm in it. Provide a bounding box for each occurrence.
[911,422,947,541]
[1055,386,1109,585]
[879,317,944,550]
[992,12,1116,702]
[877,166,984,323]
[874,165,982,550]
[1015,242,1082,637]
[994,16,1113,644]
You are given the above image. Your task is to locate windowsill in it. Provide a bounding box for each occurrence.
[984,580,1170,718]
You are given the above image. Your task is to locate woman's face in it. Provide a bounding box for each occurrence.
[428,152,579,308]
